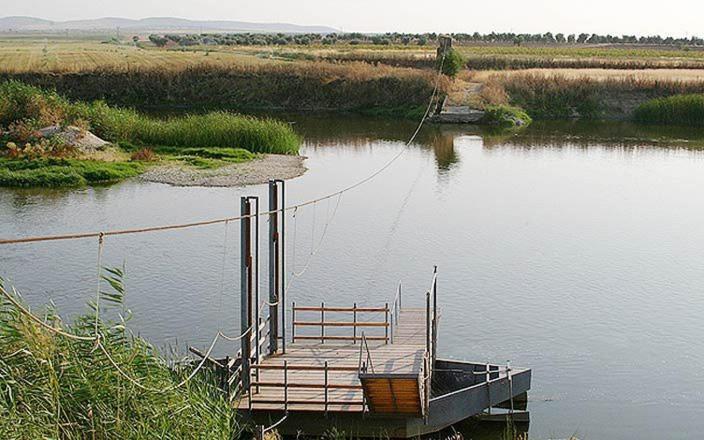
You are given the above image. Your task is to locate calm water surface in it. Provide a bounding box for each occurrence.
[2,117,704,439]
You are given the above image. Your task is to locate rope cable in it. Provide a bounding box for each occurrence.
[0,284,97,342]
[94,233,105,337]
[97,330,221,392]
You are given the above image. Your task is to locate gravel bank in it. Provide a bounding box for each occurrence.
[140,154,306,187]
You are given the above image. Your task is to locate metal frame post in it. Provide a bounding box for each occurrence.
[248,196,260,390]
[432,266,438,367]
[425,291,431,355]
[275,179,286,354]
[240,197,252,393]
[268,181,279,354]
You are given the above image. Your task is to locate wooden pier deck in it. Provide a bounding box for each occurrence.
[237,308,427,412]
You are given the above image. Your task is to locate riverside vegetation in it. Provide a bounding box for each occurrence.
[4,36,704,123]
[0,271,240,439]
[0,81,299,187]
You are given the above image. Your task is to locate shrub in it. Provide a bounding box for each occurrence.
[0,80,68,127]
[634,94,704,126]
[480,104,532,128]
[439,49,465,78]
[130,147,158,161]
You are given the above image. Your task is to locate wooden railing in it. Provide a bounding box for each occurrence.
[291,303,389,344]
[248,361,364,413]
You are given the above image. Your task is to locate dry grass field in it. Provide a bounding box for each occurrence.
[0,39,275,73]
[467,68,704,83]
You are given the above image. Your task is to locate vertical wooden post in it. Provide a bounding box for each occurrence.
[390,304,394,344]
[324,360,329,415]
[291,302,296,343]
[321,301,325,344]
[384,302,389,344]
[240,197,252,393]
[268,181,279,355]
[353,302,357,344]
[284,360,289,413]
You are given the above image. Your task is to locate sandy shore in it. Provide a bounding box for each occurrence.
[139,154,307,187]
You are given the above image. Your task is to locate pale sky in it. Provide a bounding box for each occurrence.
[3,0,703,37]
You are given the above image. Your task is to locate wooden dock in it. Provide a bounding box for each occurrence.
[228,190,530,437]
[237,307,428,414]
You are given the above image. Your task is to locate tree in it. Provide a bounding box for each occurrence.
[148,34,168,47]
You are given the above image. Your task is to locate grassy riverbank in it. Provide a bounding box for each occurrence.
[3,37,704,128]
[0,81,299,187]
[474,72,704,120]
[634,94,704,126]
[0,274,237,439]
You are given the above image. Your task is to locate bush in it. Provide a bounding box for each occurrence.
[480,104,532,128]
[439,48,465,78]
[130,147,158,161]
[634,94,704,126]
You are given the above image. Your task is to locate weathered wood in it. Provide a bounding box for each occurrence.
[237,305,426,413]
[293,321,388,327]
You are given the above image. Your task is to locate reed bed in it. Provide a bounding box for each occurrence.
[634,94,704,126]
[0,81,301,154]
[488,73,704,119]
[1,62,442,115]
[0,273,237,439]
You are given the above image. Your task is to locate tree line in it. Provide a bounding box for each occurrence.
[148,32,704,48]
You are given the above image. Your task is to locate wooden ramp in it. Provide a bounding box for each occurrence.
[237,308,428,413]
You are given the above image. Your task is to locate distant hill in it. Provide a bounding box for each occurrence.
[0,16,339,34]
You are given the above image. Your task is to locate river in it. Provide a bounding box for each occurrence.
[2,117,704,439]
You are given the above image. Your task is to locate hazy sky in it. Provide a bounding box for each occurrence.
[4,0,703,36]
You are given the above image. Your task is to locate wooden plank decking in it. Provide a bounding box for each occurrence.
[237,308,427,412]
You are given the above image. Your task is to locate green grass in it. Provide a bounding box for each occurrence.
[0,271,238,439]
[480,105,532,128]
[0,158,145,187]
[0,80,301,155]
[0,81,299,187]
[634,94,704,126]
[81,103,301,154]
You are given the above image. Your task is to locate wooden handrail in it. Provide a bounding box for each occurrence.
[293,321,388,327]
[250,399,364,406]
[293,306,388,312]
[251,382,363,390]
[295,335,388,341]
[252,364,359,371]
